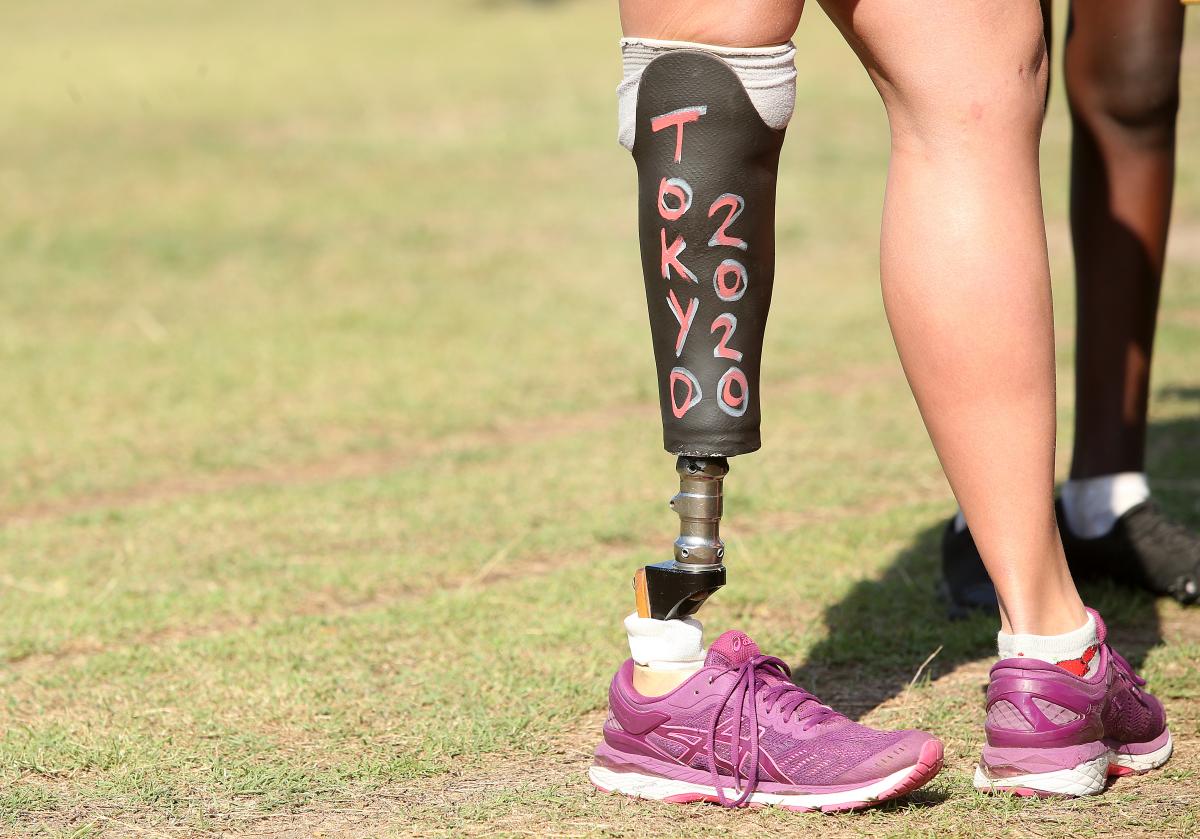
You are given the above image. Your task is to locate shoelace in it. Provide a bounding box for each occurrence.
[1109,646,1147,689]
[705,654,837,807]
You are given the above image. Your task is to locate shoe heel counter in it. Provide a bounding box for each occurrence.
[604,671,628,741]
[602,672,635,754]
[985,671,1102,748]
[605,665,672,742]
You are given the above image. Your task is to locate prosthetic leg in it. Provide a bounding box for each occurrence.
[628,51,785,620]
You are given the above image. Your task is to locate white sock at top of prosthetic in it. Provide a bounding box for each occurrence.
[1061,472,1151,539]
[998,611,1100,676]
[617,38,797,151]
[624,612,705,672]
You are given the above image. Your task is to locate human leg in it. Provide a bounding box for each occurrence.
[815,0,1170,795]
[618,3,799,694]
[1057,0,1199,601]
[941,0,1198,608]
[590,1,944,810]
[1065,0,1184,481]
[817,0,1081,636]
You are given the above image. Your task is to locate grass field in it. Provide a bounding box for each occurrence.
[1,1,1199,836]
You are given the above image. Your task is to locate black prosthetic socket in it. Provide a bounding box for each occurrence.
[633,51,785,457]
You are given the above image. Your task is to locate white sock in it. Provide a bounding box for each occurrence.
[617,38,797,151]
[953,510,968,533]
[624,612,705,672]
[1061,472,1150,539]
[998,612,1099,675]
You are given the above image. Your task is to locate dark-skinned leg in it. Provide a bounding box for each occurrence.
[1065,0,1182,481]
[1056,0,1198,603]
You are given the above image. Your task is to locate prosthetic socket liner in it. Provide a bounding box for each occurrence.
[633,51,785,457]
[617,38,796,150]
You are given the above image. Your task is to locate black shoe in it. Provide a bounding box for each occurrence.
[939,499,1200,615]
[938,517,997,619]
[1058,499,1200,604]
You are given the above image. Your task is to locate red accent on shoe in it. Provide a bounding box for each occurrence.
[1055,644,1097,677]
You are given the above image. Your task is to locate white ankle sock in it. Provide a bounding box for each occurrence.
[1061,472,1150,539]
[997,612,1099,675]
[617,38,797,151]
[624,612,705,672]
[952,510,968,533]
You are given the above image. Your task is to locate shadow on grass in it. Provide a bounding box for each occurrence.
[791,405,1200,721]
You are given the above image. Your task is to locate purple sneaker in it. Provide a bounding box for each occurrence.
[975,608,1173,797]
[589,630,943,812]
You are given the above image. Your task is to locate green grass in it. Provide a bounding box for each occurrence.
[1,1,1199,836]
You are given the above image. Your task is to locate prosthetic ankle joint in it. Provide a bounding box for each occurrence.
[634,456,728,620]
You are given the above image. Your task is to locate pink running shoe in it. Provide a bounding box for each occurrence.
[975,608,1172,797]
[589,630,944,812]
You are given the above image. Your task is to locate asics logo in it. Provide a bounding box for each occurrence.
[655,719,788,783]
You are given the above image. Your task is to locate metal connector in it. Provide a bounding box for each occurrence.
[634,456,729,620]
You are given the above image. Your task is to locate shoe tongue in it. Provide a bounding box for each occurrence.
[705,630,760,668]
[1086,607,1107,645]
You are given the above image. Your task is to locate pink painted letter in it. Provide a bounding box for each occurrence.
[667,290,700,357]
[658,177,693,222]
[651,106,708,163]
[669,367,703,418]
[661,229,698,282]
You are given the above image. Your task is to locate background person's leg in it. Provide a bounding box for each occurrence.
[818,0,1083,637]
[1065,0,1183,482]
[1057,0,1199,601]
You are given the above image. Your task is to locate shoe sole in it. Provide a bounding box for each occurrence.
[1108,729,1174,776]
[973,730,1173,797]
[589,737,943,813]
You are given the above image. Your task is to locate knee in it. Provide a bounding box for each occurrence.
[881,25,1048,153]
[1066,50,1180,137]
